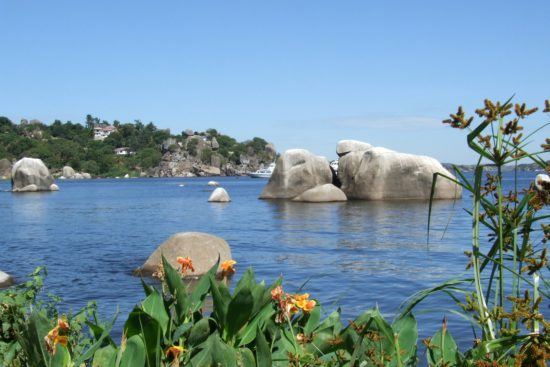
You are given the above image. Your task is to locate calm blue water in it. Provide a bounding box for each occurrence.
[0,173,544,350]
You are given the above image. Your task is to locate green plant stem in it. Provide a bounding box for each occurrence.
[533,273,540,334]
[473,166,495,341]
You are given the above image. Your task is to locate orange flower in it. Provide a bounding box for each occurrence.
[302,300,316,312]
[291,293,316,312]
[176,256,195,275]
[166,345,185,359]
[220,259,237,277]
[44,320,70,355]
[55,335,68,346]
[57,318,69,331]
[271,285,284,301]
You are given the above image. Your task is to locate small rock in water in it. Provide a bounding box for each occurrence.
[0,270,13,288]
[207,181,220,187]
[208,187,231,202]
[292,184,347,202]
[535,174,550,191]
[50,184,60,191]
[136,232,232,278]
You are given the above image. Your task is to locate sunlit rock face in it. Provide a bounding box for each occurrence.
[11,157,56,192]
[259,149,332,199]
[339,146,461,200]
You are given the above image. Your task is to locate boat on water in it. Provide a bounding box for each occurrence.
[248,163,276,178]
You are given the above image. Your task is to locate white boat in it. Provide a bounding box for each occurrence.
[248,163,276,178]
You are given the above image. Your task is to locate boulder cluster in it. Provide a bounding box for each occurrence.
[260,140,461,202]
[60,166,92,180]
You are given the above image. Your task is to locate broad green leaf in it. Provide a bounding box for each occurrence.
[209,276,229,327]
[427,325,459,366]
[124,307,162,367]
[392,314,418,363]
[238,347,256,367]
[255,327,271,367]
[92,345,117,367]
[141,289,169,336]
[162,255,189,320]
[304,305,321,335]
[51,344,71,367]
[188,318,211,347]
[227,287,254,339]
[210,333,237,366]
[18,310,51,366]
[238,304,275,346]
[119,335,146,367]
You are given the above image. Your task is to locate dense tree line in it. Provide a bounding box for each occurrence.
[0,116,271,177]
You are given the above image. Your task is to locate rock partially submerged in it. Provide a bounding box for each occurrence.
[260,149,332,199]
[208,181,220,187]
[208,187,231,202]
[535,173,550,192]
[292,184,347,202]
[0,271,13,288]
[137,232,232,277]
[0,158,12,179]
[62,166,76,178]
[339,146,461,200]
[336,140,372,157]
[11,158,56,192]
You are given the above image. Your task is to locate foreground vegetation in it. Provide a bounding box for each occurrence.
[0,115,271,177]
[0,99,548,366]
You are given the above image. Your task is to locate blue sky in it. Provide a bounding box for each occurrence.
[1,1,549,163]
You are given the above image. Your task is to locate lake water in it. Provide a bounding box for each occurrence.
[0,173,543,349]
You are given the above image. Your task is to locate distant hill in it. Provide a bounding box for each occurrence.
[0,116,275,177]
[442,161,548,173]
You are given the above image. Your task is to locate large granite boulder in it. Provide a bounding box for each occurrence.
[62,166,76,178]
[137,232,232,277]
[82,172,92,179]
[292,184,347,202]
[259,149,332,199]
[208,187,231,202]
[0,158,11,179]
[339,147,461,200]
[0,271,13,288]
[336,140,372,157]
[11,158,55,192]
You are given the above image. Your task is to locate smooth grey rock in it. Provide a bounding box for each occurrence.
[82,172,92,179]
[208,187,231,202]
[62,166,76,178]
[74,173,84,179]
[535,173,550,191]
[207,181,220,187]
[138,232,232,277]
[292,184,347,202]
[339,147,461,200]
[0,271,13,288]
[260,149,332,199]
[201,166,220,176]
[336,140,372,157]
[211,137,219,150]
[0,158,11,178]
[14,184,39,192]
[211,154,222,168]
[11,158,55,192]
[50,184,60,191]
